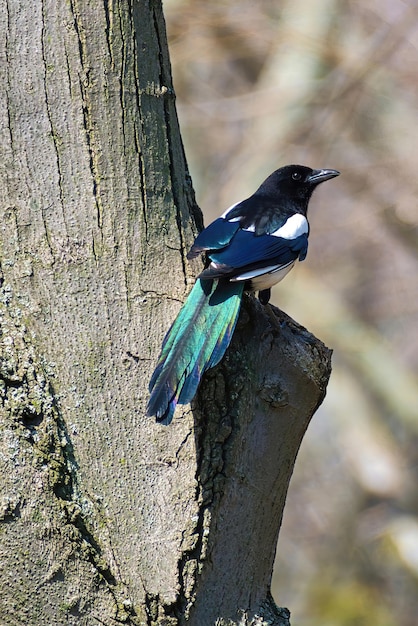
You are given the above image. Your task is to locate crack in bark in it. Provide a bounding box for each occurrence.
[102,0,114,69]
[63,35,75,101]
[40,0,68,249]
[70,0,104,234]
[4,0,14,157]
[118,0,128,160]
[130,8,149,267]
[122,0,150,276]
[40,203,55,259]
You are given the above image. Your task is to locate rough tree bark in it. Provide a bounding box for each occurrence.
[0,1,331,625]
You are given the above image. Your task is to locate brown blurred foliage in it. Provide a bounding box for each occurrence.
[165,1,418,624]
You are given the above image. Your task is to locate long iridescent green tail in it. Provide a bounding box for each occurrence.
[147,278,244,425]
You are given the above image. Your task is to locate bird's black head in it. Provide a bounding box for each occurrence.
[257,164,340,212]
[224,163,340,236]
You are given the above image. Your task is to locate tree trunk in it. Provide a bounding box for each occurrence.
[0,1,331,625]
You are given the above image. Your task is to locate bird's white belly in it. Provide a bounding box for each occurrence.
[230,261,295,291]
[248,262,295,290]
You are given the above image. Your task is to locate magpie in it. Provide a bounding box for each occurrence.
[147,164,340,424]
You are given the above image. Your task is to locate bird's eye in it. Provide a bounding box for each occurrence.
[292,172,302,181]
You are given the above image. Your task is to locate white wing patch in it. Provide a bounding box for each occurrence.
[220,210,309,238]
[220,201,241,221]
[271,214,308,239]
[243,213,308,237]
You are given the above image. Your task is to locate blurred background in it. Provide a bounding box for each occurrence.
[164,1,418,624]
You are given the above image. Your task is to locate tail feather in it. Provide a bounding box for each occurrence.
[147,278,244,424]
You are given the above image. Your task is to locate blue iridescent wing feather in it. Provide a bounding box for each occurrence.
[208,230,308,272]
[187,218,240,258]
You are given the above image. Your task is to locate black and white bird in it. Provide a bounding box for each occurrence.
[147,165,340,424]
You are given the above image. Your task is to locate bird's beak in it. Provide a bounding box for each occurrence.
[308,169,340,184]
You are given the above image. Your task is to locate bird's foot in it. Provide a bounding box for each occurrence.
[258,289,271,305]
